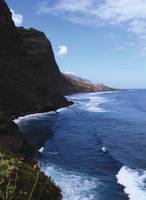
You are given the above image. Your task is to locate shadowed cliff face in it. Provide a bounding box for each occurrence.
[0,1,72,117]
[0,119,34,158]
[0,0,20,52]
[0,0,72,156]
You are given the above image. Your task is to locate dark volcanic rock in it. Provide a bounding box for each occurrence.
[0,3,71,117]
[0,113,34,158]
[0,0,71,156]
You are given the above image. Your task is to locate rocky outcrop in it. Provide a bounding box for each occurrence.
[0,112,34,158]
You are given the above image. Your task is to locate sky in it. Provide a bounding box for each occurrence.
[6,0,146,89]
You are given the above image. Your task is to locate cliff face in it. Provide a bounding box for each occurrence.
[0,0,76,119]
[0,0,72,157]
[0,0,18,51]
[0,116,34,158]
[0,1,65,197]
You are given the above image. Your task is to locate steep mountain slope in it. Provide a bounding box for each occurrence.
[0,0,74,160]
[0,0,72,117]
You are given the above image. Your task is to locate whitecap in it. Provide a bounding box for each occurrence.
[85,96,108,113]
[43,165,100,200]
[48,152,58,155]
[116,166,146,200]
[101,147,109,153]
[38,147,44,153]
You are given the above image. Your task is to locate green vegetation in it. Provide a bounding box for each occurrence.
[0,150,62,200]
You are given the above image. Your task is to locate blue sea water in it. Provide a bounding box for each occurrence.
[15,90,146,200]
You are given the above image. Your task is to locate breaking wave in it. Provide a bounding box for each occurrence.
[43,164,100,200]
[116,166,146,200]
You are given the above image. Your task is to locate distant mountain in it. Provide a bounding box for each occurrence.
[65,73,93,85]
[64,73,118,93]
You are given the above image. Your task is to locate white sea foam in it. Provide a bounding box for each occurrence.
[56,107,68,112]
[13,106,70,124]
[101,146,109,153]
[14,103,75,124]
[85,96,108,113]
[38,147,44,153]
[48,152,58,155]
[116,166,146,200]
[43,165,99,200]
[13,112,54,124]
[68,93,109,113]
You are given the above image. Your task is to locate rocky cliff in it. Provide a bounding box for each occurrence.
[0,0,73,159]
[0,1,64,197]
[0,3,72,117]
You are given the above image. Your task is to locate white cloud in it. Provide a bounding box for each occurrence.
[56,45,68,56]
[38,0,146,38]
[11,9,23,26]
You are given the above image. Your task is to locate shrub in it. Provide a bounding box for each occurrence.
[0,151,62,200]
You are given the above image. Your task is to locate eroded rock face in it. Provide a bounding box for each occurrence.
[0,0,71,156]
[0,111,34,158]
[0,2,72,117]
[0,0,19,52]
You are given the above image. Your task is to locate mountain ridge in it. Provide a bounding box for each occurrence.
[64,73,118,93]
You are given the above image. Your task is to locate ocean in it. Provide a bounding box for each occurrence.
[15,89,146,200]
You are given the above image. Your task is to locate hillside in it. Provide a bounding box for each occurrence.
[64,73,118,93]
